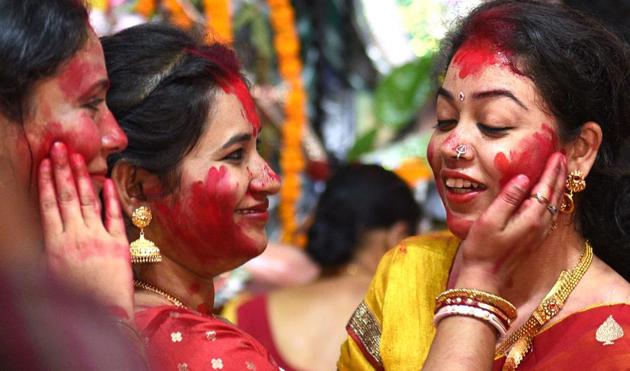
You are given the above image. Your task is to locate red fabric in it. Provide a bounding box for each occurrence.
[493,304,630,370]
[235,295,296,371]
[135,305,280,371]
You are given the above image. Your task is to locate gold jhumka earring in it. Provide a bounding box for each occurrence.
[560,170,586,214]
[129,205,162,263]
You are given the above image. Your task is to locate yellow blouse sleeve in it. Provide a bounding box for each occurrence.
[338,231,459,371]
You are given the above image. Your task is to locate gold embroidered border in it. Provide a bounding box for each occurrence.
[347,301,383,369]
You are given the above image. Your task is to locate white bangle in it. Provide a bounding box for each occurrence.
[433,304,508,336]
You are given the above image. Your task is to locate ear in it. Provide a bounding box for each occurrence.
[565,121,602,176]
[385,221,411,249]
[111,161,164,218]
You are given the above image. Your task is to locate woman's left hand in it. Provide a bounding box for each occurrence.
[454,152,567,293]
[39,142,134,321]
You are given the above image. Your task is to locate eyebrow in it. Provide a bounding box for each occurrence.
[78,79,110,100]
[472,89,529,110]
[437,87,529,110]
[221,132,252,150]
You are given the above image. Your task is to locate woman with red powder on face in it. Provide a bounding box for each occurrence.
[103,24,283,370]
[339,1,630,370]
[0,0,145,369]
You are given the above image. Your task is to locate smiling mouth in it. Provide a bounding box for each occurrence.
[444,177,487,193]
[235,201,269,215]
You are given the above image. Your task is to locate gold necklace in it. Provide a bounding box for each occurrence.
[495,241,593,370]
[134,280,186,308]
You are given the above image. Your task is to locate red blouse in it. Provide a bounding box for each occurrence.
[135,305,282,371]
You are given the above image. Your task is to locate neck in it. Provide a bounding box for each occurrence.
[135,255,215,315]
[449,215,587,337]
[501,218,584,307]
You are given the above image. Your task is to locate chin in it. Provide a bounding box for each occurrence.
[445,210,473,240]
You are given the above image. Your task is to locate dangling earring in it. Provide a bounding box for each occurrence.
[130,205,162,263]
[560,170,586,214]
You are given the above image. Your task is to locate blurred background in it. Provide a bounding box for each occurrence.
[86,0,629,304]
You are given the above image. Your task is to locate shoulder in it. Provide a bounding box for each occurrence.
[135,306,280,371]
[518,304,630,369]
[375,230,459,280]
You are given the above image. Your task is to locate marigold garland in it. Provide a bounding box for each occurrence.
[267,0,307,246]
[163,0,194,29]
[203,0,232,43]
[135,0,155,17]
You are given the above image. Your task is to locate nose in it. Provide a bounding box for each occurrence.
[100,108,128,155]
[249,156,281,195]
[437,126,475,163]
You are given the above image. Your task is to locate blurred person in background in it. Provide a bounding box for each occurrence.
[223,164,421,371]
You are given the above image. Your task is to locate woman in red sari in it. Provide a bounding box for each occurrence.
[103,24,282,370]
[339,1,630,369]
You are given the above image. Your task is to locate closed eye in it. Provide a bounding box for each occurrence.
[223,148,244,162]
[477,123,512,137]
[83,97,104,112]
[434,120,457,132]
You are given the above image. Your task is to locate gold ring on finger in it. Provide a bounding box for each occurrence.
[546,204,558,216]
[530,192,550,205]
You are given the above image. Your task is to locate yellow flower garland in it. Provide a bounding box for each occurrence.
[164,0,194,29]
[135,0,155,17]
[204,0,233,43]
[267,0,307,246]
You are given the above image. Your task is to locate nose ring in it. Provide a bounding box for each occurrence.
[455,144,467,159]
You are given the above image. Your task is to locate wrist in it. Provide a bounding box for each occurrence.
[453,266,501,294]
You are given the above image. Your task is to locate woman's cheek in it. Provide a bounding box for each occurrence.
[494,124,558,188]
[153,166,255,265]
[29,115,101,168]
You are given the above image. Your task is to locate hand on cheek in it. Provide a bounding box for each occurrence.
[38,141,135,322]
[455,152,567,293]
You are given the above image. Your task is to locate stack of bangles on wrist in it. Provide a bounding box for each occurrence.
[434,288,517,337]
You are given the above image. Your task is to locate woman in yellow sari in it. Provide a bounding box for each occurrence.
[339,1,630,369]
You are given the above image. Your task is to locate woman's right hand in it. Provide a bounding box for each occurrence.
[39,142,135,321]
[454,152,567,293]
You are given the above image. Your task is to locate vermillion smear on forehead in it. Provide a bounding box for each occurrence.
[220,76,261,136]
[152,166,258,265]
[57,36,105,100]
[452,6,516,79]
[494,124,558,188]
[452,38,513,79]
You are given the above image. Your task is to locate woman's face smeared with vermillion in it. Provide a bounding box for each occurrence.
[150,88,281,277]
[21,29,127,194]
[428,39,561,239]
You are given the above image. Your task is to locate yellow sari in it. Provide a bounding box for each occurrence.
[338,230,630,370]
[338,230,459,370]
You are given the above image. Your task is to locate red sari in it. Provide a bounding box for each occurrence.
[135,305,281,371]
[493,304,630,370]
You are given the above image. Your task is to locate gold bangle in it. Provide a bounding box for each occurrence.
[436,288,517,321]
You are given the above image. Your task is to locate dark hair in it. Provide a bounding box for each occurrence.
[0,0,89,123]
[441,0,630,278]
[103,23,243,191]
[306,164,421,269]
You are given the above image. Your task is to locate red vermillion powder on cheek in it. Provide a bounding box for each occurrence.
[153,166,257,265]
[494,124,558,188]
